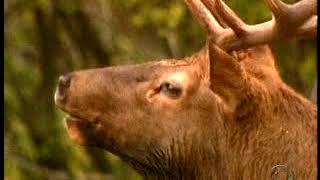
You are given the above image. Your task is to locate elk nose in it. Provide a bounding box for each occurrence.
[58,75,71,89]
[55,74,72,105]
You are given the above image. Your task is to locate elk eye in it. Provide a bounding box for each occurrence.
[160,82,182,98]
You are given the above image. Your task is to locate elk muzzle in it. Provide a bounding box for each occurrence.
[54,74,72,107]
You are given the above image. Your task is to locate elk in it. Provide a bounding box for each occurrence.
[54,0,317,179]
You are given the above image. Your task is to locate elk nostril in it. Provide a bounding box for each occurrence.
[55,74,72,105]
[58,75,71,89]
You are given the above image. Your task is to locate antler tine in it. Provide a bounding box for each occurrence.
[212,0,317,51]
[184,0,228,39]
[200,0,228,28]
[204,0,248,37]
[292,0,317,15]
[265,0,317,27]
[264,0,288,21]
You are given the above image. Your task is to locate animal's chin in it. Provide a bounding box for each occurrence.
[64,114,100,146]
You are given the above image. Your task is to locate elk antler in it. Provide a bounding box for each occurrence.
[185,0,317,51]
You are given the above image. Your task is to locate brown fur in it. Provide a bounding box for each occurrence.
[55,42,317,179]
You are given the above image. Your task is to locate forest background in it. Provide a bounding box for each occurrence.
[4,0,317,179]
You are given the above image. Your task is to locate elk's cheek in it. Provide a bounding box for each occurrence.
[146,96,176,109]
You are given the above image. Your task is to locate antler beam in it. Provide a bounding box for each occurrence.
[185,0,317,51]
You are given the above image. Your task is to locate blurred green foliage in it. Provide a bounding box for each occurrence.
[4,0,316,179]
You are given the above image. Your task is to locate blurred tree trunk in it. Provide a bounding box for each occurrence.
[54,0,110,67]
[6,1,112,173]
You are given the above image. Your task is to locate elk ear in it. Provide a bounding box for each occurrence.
[207,40,247,104]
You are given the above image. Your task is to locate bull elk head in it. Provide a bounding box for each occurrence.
[54,0,317,179]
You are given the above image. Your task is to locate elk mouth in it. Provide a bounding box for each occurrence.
[54,84,104,144]
[65,113,88,123]
[54,94,99,125]
[54,90,104,147]
[62,111,101,127]
[61,112,105,146]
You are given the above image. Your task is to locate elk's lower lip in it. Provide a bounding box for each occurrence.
[64,114,95,146]
[65,114,88,122]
